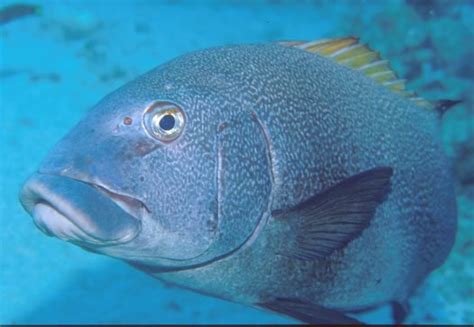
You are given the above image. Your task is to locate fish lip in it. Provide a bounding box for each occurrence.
[85,180,151,222]
[20,172,146,246]
[38,169,152,221]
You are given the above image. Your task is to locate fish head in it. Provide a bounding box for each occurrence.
[19,50,272,269]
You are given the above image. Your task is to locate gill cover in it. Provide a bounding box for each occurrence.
[200,112,272,263]
[132,111,272,270]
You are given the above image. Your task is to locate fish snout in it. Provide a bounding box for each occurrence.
[19,173,142,246]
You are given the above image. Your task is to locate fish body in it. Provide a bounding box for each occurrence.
[20,40,457,323]
[0,4,41,25]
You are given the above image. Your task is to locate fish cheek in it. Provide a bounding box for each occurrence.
[111,136,161,161]
[133,139,161,157]
[132,139,219,260]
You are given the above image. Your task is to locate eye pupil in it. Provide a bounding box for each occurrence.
[159,114,175,131]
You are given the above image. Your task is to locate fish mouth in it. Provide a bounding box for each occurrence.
[19,173,145,246]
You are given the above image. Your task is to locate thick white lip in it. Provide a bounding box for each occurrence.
[33,202,95,242]
[20,173,144,246]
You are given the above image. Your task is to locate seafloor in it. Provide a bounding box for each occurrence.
[0,0,472,324]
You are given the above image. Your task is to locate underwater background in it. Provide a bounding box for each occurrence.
[0,0,472,324]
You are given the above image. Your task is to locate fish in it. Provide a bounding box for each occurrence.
[19,37,458,324]
[0,3,41,25]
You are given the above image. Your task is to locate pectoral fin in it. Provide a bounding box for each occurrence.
[273,167,393,260]
[392,301,410,324]
[258,298,362,324]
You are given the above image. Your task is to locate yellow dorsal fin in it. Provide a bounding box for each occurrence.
[279,37,432,109]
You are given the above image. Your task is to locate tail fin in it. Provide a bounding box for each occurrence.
[432,99,463,117]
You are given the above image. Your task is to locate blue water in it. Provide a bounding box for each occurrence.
[1,0,473,324]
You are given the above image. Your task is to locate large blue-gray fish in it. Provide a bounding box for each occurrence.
[20,37,458,324]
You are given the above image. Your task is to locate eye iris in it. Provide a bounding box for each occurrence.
[144,102,185,142]
[159,114,175,131]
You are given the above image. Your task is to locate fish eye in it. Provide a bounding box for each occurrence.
[143,102,185,142]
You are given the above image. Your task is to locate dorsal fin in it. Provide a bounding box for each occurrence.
[279,37,454,112]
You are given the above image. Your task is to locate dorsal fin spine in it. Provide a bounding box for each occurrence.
[329,43,364,58]
[280,37,461,115]
[384,79,406,86]
[372,71,397,83]
[296,39,330,49]
[340,52,380,68]
[384,79,406,92]
[359,60,389,72]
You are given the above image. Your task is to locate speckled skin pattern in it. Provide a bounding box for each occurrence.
[36,44,457,312]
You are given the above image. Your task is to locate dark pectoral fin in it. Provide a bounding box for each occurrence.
[273,167,393,260]
[258,298,362,324]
